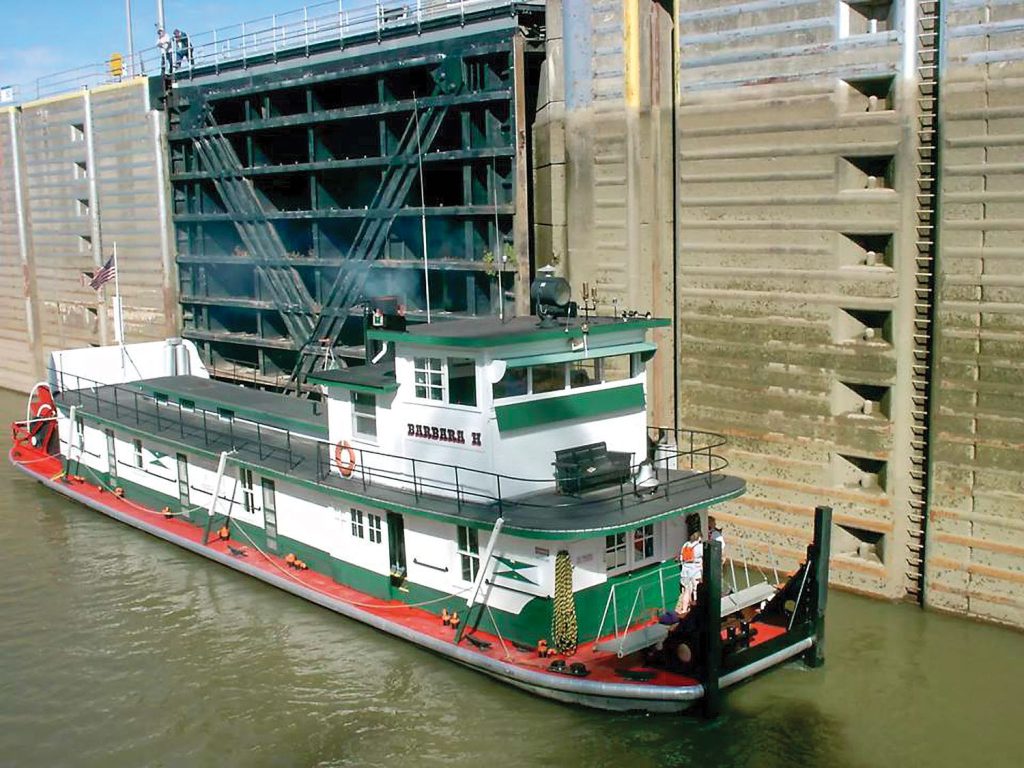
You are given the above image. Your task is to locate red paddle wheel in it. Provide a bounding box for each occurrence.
[12,383,59,454]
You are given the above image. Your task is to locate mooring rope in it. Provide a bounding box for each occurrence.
[551,550,578,654]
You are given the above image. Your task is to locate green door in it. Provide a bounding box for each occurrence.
[387,512,407,592]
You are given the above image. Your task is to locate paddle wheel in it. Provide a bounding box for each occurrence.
[12,383,59,454]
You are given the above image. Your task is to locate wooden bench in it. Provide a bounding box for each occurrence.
[554,442,633,494]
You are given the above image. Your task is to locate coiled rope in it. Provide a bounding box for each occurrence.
[551,550,578,654]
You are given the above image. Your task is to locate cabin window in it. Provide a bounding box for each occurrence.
[351,509,365,538]
[448,357,477,406]
[570,358,599,389]
[368,513,383,544]
[133,438,143,468]
[74,415,84,447]
[492,367,527,399]
[352,392,377,439]
[605,533,627,572]
[531,363,567,394]
[603,355,631,383]
[633,524,655,561]
[414,357,444,401]
[457,525,480,581]
[240,468,255,514]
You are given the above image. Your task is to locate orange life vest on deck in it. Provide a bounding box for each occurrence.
[681,540,702,564]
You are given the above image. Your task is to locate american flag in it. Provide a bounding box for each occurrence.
[88,255,116,290]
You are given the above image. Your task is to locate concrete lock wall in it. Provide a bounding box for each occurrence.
[0,78,177,393]
[536,0,1024,629]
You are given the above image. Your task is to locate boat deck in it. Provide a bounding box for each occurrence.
[55,379,745,536]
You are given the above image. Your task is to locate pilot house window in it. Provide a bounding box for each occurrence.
[414,357,444,401]
[353,392,377,439]
[448,357,477,406]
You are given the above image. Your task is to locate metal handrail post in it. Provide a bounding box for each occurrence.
[411,458,419,500]
[286,429,292,468]
[304,6,310,55]
[242,22,247,68]
[155,395,162,431]
[256,422,263,460]
[454,466,461,511]
[496,474,503,516]
[113,385,119,418]
[179,404,185,438]
[338,0,345,49]
[202,409,209,447]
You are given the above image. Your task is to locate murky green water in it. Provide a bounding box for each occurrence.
[0,389,1020,767]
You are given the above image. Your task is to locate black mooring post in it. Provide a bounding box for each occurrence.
[805,505,832,668]
[701,537,723,718]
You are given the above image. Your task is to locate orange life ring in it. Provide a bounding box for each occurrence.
[334,440,356,478]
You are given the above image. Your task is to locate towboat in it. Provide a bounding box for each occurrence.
[9,306,831,714]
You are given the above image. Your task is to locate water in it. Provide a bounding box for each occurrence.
[0,389,1020,768]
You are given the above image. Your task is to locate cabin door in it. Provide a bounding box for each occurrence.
[387,512,407,590]
[176,453,191,521]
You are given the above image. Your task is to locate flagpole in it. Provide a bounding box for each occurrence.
[414,96,431,324]
[112,242,126,375]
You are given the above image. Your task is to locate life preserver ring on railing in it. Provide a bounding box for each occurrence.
[334,440,357,478]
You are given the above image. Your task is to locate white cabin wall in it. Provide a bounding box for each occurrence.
[328,504,391,575]
[490,407,649,498]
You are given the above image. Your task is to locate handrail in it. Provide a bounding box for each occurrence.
[594,560,679,646]
[48,367,733,516]
[14,1,536,103]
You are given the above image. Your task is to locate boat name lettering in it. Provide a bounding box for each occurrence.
[407,423,482,447]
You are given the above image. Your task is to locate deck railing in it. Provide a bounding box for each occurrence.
[18,0,535,102]
[52,368,731,517]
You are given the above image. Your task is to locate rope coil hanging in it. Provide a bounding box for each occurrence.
[551,550,578,655]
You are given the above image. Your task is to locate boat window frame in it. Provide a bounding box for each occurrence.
[352,392,378,441]
[351,508,365,539]
[132,438,143,468]
[368,513,383,544]
[457,525,480,582]
[413,356,444,402]
[604,532,628,572]
[605,523,660,574]
[240,468,255,514]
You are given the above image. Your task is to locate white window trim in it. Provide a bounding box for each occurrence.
[605,524,659,574]
[412,356,480,411]
[456,525,480,583]
[352,392,378,442]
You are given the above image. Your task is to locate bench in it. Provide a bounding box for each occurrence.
[554,442,633,495]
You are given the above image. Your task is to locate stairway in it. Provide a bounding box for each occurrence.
[191,113,317,344]
[905,0,941,604]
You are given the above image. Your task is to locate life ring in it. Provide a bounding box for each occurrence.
[334,440,357,478]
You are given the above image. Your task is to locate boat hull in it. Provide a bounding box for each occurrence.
[11,450,712,713]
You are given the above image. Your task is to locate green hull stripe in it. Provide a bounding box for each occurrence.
[495,383,645,432]
[60,467,689,646]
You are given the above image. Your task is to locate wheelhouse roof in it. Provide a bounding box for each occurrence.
[367,314,669,349]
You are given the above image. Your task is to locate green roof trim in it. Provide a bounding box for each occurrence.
[495,383,645,432]
[306,376,399,395]
[368,317,670,349]
[503,341,657,368]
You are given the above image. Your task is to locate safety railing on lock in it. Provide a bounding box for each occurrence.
[21,1,534,102]
[50,369,731,517]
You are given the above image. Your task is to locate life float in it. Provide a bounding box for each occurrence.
[334,440,357,477]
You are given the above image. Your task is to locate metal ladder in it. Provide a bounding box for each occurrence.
[192,112,317,344]
[906,0,942,604]
[286,97,451,392]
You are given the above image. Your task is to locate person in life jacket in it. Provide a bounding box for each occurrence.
[675,528,704,615]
